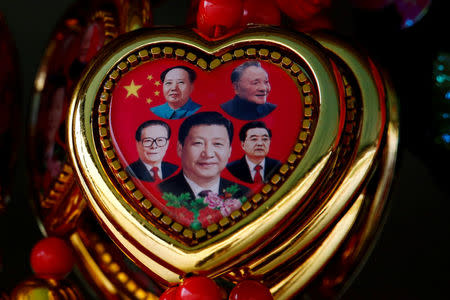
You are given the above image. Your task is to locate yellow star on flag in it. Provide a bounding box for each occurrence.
[146,98,152,104]
[124,80,142,98]
[147,75,153,81]
[154,80,161,86]
[154,91,160,96]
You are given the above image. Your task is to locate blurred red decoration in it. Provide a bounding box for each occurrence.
[276,0,333,22]
[229,280,274,300]
[187,0,201,25]
[241,0,281,26]
[160,286,178,300]
[176,276,222,300]
[292,12,334,32]
[196,0,243,38]
[79,20,105,64]
[30,237,75,280]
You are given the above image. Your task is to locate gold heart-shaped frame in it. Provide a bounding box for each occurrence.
[66,27,391,298]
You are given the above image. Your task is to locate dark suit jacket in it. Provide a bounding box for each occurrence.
[158,172,250,202]
[220,95,277,120]
[126,159,178,182]
[227,156,282,184]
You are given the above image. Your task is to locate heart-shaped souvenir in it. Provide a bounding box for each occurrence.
[63,26,396,298]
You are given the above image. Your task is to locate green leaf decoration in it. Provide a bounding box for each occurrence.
[179,193,191,203]
[190,197,208,211]
[163,192,191,208]
[224,184,240,195]
[163,186,247,231]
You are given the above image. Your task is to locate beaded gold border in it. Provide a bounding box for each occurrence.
[339,74,361,158]
[330,58,363,173]
[308,59,362,201]
[90,235,159,299]
[40,163,75,209]
[96,44,318,245]
[92,10,118,43]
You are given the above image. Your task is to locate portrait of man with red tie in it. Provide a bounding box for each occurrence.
[126,120,178,183]
[227,121,281,184]
[158,112,250,201]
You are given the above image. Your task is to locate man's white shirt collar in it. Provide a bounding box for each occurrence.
[143,161,162,179]
[183,174,220,198]
[245,156,265,180]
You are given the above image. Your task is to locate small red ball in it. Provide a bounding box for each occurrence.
[160,286,178,300]
[30,237,75,280]
[229,280,273,300]
[176,276,222,300]
[196,0,243,38]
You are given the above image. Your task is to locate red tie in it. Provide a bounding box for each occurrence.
[254,165,263,184]
[151,167,161,183]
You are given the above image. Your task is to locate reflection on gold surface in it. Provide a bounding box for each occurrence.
[71,232,118,297]
[270,194,364,299]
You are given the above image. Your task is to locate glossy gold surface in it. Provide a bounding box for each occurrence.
[30,17,399,298]
[115,0,152,33]
[253,32,399,299]
[270,194,364,299]
[70,232,119,298]
[242,31,387,278]
[10,278,83,300]
[67,27,341,283]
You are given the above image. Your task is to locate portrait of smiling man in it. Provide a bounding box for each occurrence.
[220,61,277,120]
[126,120,178,183]
[150,65,201,119]
[227,121,281,184]
[158,111,249,202]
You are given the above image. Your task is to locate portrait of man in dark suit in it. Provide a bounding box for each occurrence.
[227,121,281,184]
[158,111,250,201]
[126,120,178,183]
[220,61,277,120]
[150,65,201,119]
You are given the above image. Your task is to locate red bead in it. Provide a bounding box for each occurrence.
[276,0,333,22]
[196,0,243,38]
[242,0,281,26]
[176,276,222,300]
[30,237,75,280]
[229,280,273,300]
[160,286,178,300]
